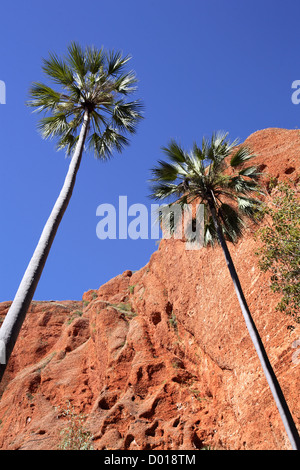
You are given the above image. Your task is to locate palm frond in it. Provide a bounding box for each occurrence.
[115,71,138,95]
[218,203,244,243]
[88,128,129,159]
[37,113,69,139]
[162,140,187,164]
[42,53,74,86]
[237,196,263,221]
[205,131,237,179]
[56,132,79,156]
[238,165,261,180]
[230,146,255,167]
[67,42,87,79]
[211,131,229,154]
[86,45,104,74]
[151,160,179,182]
[26,83,62,112]
[227,175,260,194]
[68,83,84,103]
[192,142,205,161]
[111,100,143,134]
[204,217,218,246]
[149,182,182,201]
[106,50,131,76]
[90,109,108,133]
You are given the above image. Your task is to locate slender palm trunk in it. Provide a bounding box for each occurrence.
[207,196,300,450]
[0,110,90,383]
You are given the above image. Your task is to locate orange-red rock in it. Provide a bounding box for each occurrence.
[0,128,299,450]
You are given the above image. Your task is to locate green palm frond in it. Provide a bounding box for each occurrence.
[149,182,182,201]
[37,113,69,139]
[57,133,79,155]
[106,50,131,76]
[66,42,87,79]
[42,53,74,86]
[151,160,179,182]
[218,203,244,243]
[111,100,143,133]
[200,131,232,181]
[227,175,261,194]
[192,142,205,161]
[115,72,138,95]
[204,217,218,246]
[162,140,187,164]
[237,196,263,221]
[149,132,263,245]
[27,83,62,112]
[86,45,104,74]
[230,145,255,167]
[88,127,129,159]
[27,42,143,160]
[238,165,261,180]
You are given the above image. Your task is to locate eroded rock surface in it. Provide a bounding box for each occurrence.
[0,128,299,450]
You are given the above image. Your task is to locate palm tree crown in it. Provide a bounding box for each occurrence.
[27,42,143,157]
[149,131,262,244]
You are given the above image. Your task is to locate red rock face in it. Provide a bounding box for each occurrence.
[0,128,299,450]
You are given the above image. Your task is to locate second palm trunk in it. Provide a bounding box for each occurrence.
[208,196,300,450]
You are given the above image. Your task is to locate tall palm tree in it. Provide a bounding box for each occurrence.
[149,131,300,450]
[0,42,143,382]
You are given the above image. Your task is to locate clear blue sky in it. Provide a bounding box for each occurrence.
[1,0,300,301]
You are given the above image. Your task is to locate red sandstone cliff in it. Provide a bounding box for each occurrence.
[0,128,299,450]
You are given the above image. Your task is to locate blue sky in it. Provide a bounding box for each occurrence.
[1,0,300,301]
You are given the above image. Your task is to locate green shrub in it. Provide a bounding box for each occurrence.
[256,183,300,323]
[67,310,83,325]
[57,401,94,450]
[111,302,137,319]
